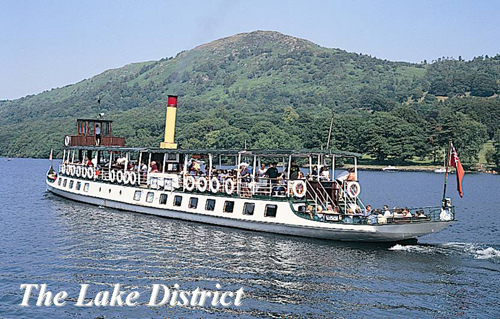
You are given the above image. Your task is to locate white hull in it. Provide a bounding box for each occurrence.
[46,177,452,242]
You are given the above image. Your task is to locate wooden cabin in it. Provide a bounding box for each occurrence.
[64,119,125,147]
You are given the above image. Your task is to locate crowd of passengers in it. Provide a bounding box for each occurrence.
[303,203,429,224]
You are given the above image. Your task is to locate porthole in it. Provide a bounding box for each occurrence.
[205,199,215,211]
[223,201,234,213]
[265,204,277,218]
[189,197,198,209]
[243,203,255,215]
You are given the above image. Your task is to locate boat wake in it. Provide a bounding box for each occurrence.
[389,242,500,261]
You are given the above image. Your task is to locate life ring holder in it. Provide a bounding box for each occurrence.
[81,166,88,179]
[292,180,307,198]
[346,181,361,198]
[225,179,235,195]
[76,166,82,178]
[116,170,124,184]
[123,172,130,185]
[210,177,220,193]
[87,167,94,180]
[109,170,116,183]
[185,176,196,191]
[128,172,137,185]
[197,177,208,192]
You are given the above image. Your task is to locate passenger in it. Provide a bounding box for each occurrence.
[383,205,392,218]
[364,205,373,216]
[150,161,159,173]
[289,160,300,180]
[402,207,412,218]
[95,123,101,146]
[393,207,404,218]
[298,171,304,179]
[311,165,318,179]
[257,164,266,178]
[316,206,324,220]
[306,205,314,220]
[85,157,92,166]
[320,166,330,181]
[417,210,427,218]
[239,163,251,181]
[188,159,199,174]
[377,210,388,224]
[265,163,280,185]
[140,162,147,173]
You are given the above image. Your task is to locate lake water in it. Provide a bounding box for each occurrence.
[0,158,499,318]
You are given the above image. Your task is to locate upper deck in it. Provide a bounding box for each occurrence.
[64,118,125,147]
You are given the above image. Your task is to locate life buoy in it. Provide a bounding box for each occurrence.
[185,175,195,191]
[109,170,116,183]
[123,172,130,184]
[76,166,82,177]
[116,170,124,183]
[346,181,361,198]
[82,166,88,179]
[225,179,235,195]
[87,167,94,179]
[292,180,307,198]
[64,136,71,146]
[60,164,66,175]
[70,165,76,176]
[197,177,208,192]
[128,172,137,185]
[210,177,220,193]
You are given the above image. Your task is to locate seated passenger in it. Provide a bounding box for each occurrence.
[377,210,388,224]
[402,207,412,218]
[306,205,314,220]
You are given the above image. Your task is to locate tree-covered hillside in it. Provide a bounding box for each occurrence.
[1,31,499,167]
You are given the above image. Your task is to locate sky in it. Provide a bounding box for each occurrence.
[1,0,499,100]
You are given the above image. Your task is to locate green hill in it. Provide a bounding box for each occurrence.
[1,31,499,167]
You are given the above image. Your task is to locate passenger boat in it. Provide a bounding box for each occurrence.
[45,96,455,242]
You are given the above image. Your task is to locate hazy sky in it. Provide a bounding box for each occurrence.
[1,0,499,100]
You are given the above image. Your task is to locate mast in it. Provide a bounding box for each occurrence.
[442,139,452,202]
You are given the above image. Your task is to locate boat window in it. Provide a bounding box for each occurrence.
[265,204,277,218]
[146,192,154,203]
[243,203,255,215]
[189,197,198,209]
[224,201,235,213]
[159,193,168,205]
[88,121,95,135]
[69,180,74,189]
[174,195,182,207]
[58,178,62,186]
[84,183,89,192]
[63,179,67,187]
[133,190,142,201]
[206,199,215,211]
[76,181,82,190]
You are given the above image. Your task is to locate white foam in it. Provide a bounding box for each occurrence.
[391,242,500,261]
[470,247,500,260]
[389,244,432,253]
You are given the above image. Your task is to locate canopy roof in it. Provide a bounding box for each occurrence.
[67,146,361,157]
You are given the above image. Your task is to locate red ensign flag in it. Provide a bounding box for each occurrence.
[449,143,465,197]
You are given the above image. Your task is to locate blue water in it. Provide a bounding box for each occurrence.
[0,158,499,318]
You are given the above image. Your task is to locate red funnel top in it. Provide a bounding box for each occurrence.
[167,95,178,107]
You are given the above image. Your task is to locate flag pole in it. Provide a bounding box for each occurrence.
[441,139,452,203]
